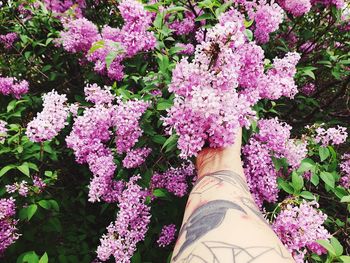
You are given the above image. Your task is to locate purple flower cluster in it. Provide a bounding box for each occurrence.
[168,11,196,35]
[151,162,195,197]
[0,77,29,99]
[97,176,151,263]
[339,153,350,188]
[6,181,29,197]
[43,0,86,18]
[243,118,307,207]
[59,0,155,80]
[157,224,177,247]
[66,85,149,202]
[26,90,69,143]
[278,0,312,16]
[311,0,345,9]
[314,125,348,146]
[0,33,18,49]
[272,200,330,263]
[301,82,316,95]
[122,147,152,169]
[176,43,195,55]
[253,2,284,43]
[164,11,300,158]
[0,198,19,255]
[0,120,7,143]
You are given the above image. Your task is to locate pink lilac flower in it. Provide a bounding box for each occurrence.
[122,147,152,169]
[44,0,86,17]
[0,33,18,49]
[284,139,308,168]
[157,224,177,247]
[0,77,29,99]
[253,2,284,44]
[314,125,348,146]
[114,99,150,154]
[168,11,196,35]
[33,176,46,190]
[0,197,19,255]
[339,153,350,188]
[6,181,29,197]
[59,18,99,53]
[311,0,345,9]
[97,175,151,262]
[0,120,7,143]
[301,83,316,95]
[84,83,115,105]
[151,163,195,197]
[175,43,195,55]
[300,40,316,53]
[272,200,331,263]
[278,0,312,16]
[26,90,69,142]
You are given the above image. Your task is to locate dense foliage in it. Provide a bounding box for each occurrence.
[0,0,349,262]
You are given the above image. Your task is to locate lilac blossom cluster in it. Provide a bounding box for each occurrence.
[66,84,149,202]
[311,0,345,9]
[122,147,152,169]
[151,162,195,197]
[243,118,307,207]
[43,0,86,18]
[59,0,156,80]
[301,82,316,95]
[26,90,69,143]
[168,11,196,35]
[272,200,330,263]
[164,10,300,158]
[97,176,151,263]
[157,224,177,247]
[0,76,29,99]
[6,181,29,197]
[278,0,312,16]
[0,198,19,255]
[0,120,7,143]
[339,153,350,188]
[0,33,18,49]
[314,125,348,146]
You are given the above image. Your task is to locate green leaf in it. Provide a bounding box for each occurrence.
[88,40,105,54]
[152,135,167,145]
[39,253,48,263]
[341,196,350,203]
[38,200,51,210]
[316,240,336,256]
[245,29,253,41]
[157,101,173,111]
[49,200,59,212]
[320,171,335,188]
[0,164,16,177]
[292,171,304,192]
[153,189,171,200]
[27,204,38,220]
[166,6,187,13]
[17,162,30,176]
[300,191,315,200]
[319,146,330,161]
[7,100,17,112]
[22,251,39,263]
[340,256,350,263]
[277,178,294,194]
[330,237,343,256]
[244,19,254,28]
[131,251,141,263]
[297,158,316,173]
[195,13,214,21]
[162,134,178,152]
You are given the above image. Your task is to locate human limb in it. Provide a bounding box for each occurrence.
[171,129,295,263]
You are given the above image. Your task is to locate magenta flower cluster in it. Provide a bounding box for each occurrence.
[97,175,151,263]
[272,200,330,263]
[0,120,7,143]
[164,10,300,158]
[243,118,307,207]
[122,147,152,169]
[0,198,19,255]
[339,153,350,188]
[151,162,195,197]
[157,224,177,247]
[66,84,149,202]
[0,76,29,99]
[314,125,348,146]
[278,0,312,16]
[0,33,18,49]
[26,90,69,143]
[59,0,156,80]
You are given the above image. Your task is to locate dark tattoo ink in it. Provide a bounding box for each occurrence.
[173,200,247,261]
[177,241,292,263]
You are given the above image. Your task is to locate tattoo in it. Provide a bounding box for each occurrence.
[173,200,247,261]
[192,170,250,196]
[177,241,292,263]
[240,197,270,227]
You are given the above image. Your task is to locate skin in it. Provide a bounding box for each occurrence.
[171,129,295,263]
